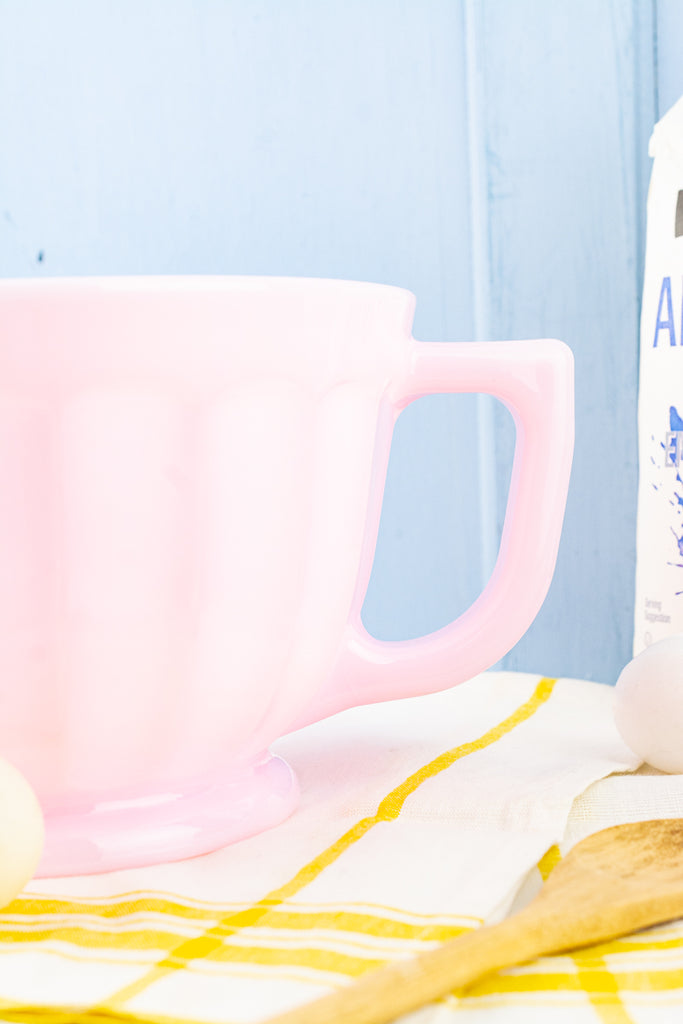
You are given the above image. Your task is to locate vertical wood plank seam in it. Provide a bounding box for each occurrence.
[652,0,660,123]
[635,1,659,413]
[634,0,659,314]
[463,0,499,594]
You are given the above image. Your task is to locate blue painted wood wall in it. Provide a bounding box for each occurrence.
[1,1,681,685]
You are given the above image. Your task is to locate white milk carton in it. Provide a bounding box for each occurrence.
[634,97,683,654]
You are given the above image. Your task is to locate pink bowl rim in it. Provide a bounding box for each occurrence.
[0,274,416,302]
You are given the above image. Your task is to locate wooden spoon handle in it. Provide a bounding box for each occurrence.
[264,916,543,1024]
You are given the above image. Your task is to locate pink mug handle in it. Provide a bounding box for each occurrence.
[298,338,574,727]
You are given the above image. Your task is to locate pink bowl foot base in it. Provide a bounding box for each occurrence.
[36,752,300,878]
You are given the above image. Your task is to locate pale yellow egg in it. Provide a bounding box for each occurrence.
[0,759,44,908]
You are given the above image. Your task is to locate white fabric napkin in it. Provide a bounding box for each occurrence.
[1,672,640,1022]
[446,766,683,1024]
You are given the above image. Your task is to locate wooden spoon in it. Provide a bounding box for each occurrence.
[264,819,683,1024]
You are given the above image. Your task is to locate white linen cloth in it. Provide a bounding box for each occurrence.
[0,671,668,1024]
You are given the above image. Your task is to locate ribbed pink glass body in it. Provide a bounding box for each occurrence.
[0,277,573,875]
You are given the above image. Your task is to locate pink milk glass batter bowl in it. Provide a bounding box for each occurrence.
[0,276,573,876]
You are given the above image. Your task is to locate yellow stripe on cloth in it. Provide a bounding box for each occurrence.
[5,896,226,922]
[531,838,635,1024]
[8,891,478,920]
[463,964,683,997]
[595,932,683,955]
[572,953,636,1024]
[537,844,561,881]
[0,903,476,945]
[0,1003,209,1024]
[86,675,556,1016]
[0,925,192,952]
[0,920,473,969]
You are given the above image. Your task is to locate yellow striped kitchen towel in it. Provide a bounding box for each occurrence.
[0,670,667,1024]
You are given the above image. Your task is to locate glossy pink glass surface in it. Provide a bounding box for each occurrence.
[0,276,573,876]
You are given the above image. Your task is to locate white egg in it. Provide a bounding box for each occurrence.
[0,758,44,908]
[614,634,683,773]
